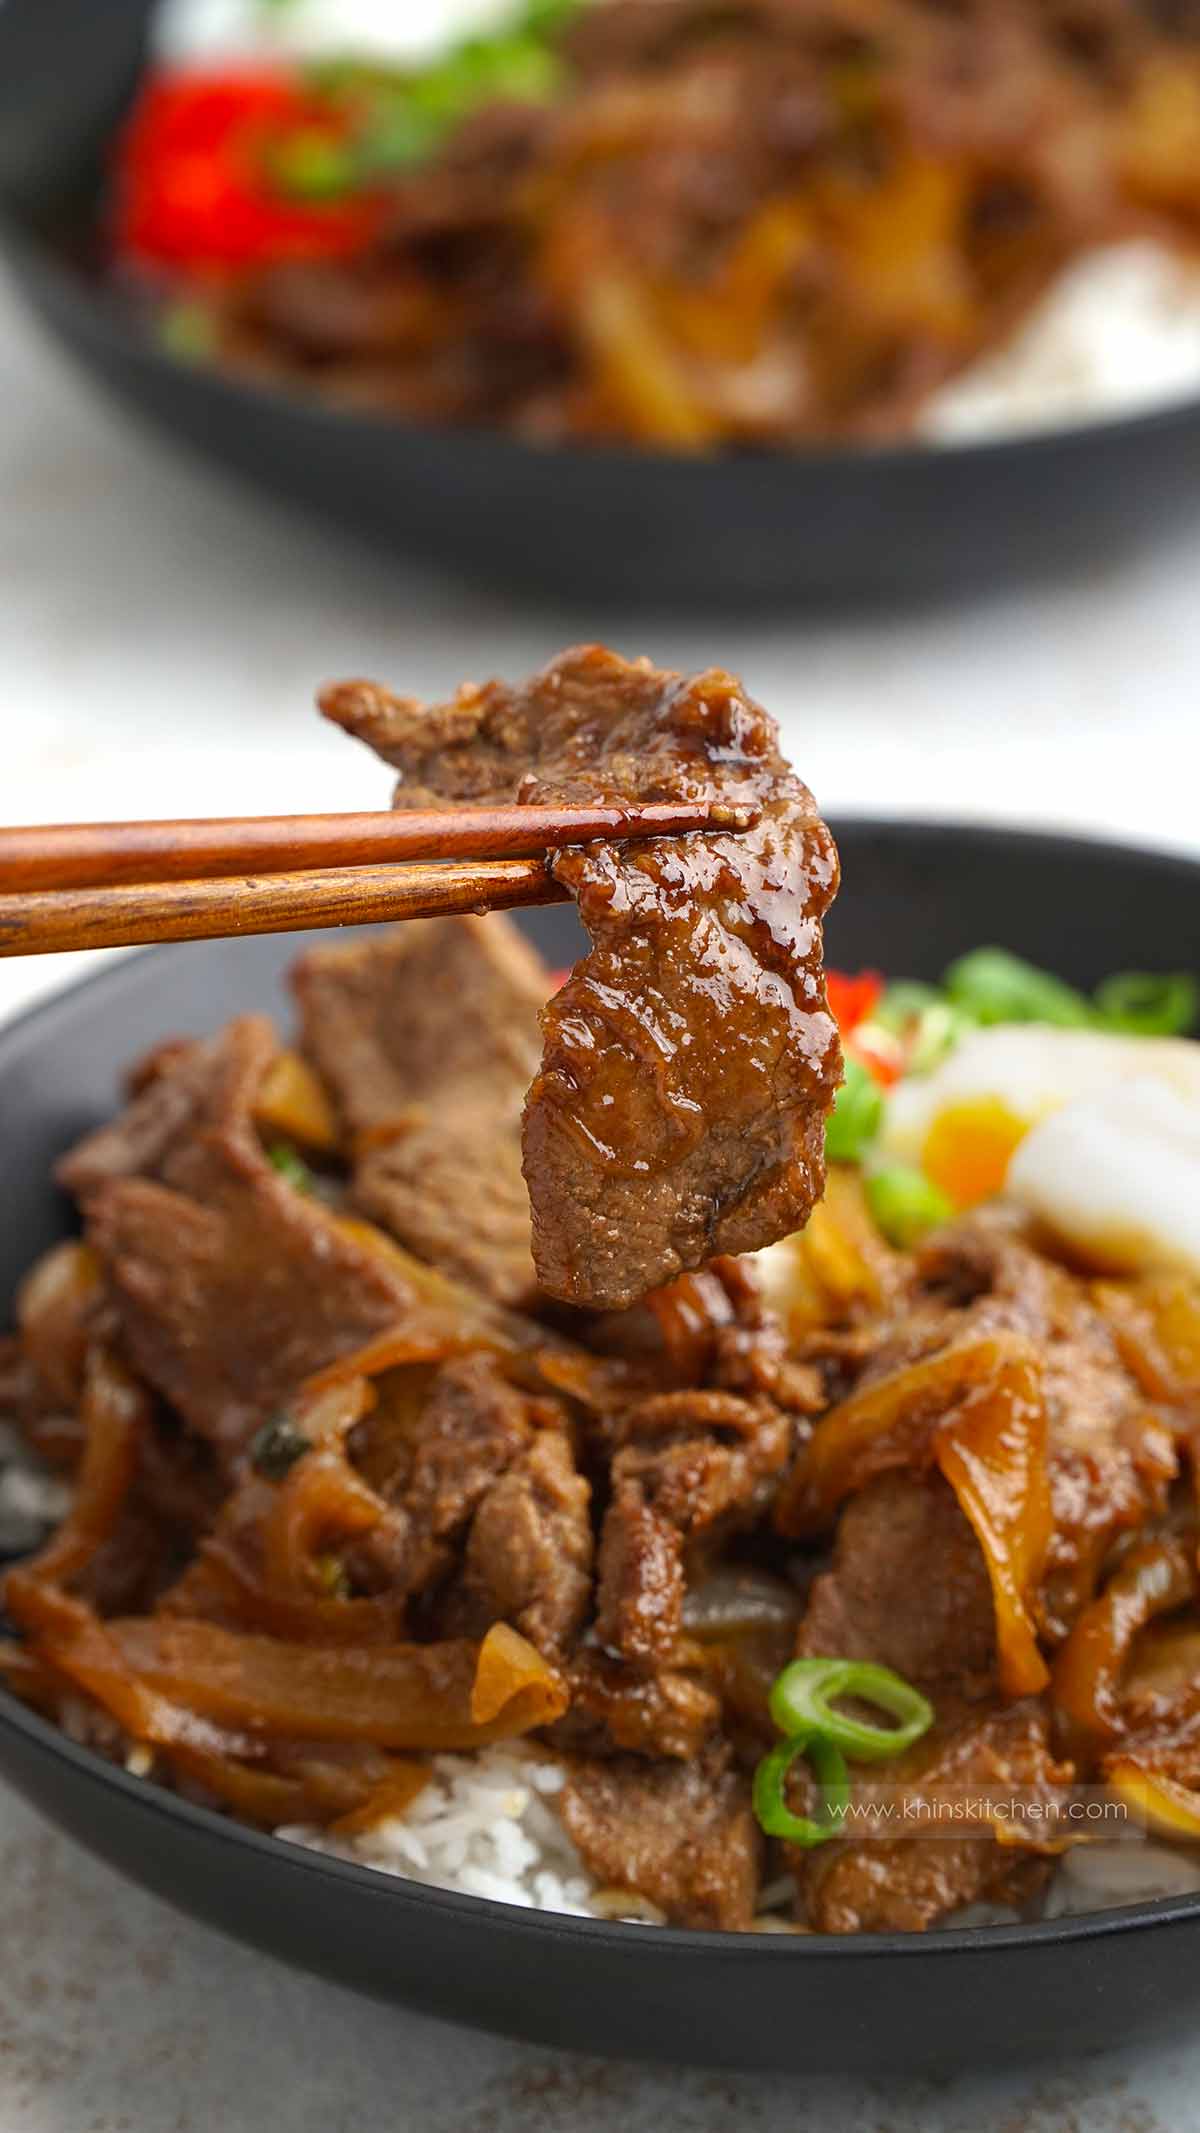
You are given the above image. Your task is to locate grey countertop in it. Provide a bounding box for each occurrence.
[4,1785,1200,2133]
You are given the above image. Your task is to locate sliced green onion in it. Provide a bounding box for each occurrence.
[825,1054,884,1164]
[521,0,583,29]
[315,0,579,185]
[872,980,943,1034]
[908,1000,975,1074]
[1093,972,1198,1037]
[873,982,974,1075]
[249,1413,309,1481]
[752,1730,850,1846]
[769,1658,934,1763]
[351,103,443,175]
[865,1165,954,1249]
[267,1141,315,1195]
[160,299,218,364]
[269,130,359,200]
[305,57,412,96]
[944,949,1093,1029]
[878,957,1196,1054]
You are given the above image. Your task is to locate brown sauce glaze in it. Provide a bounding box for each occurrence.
[322,645,842,1309]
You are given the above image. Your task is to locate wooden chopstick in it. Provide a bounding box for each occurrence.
[0,795,761,959]
[0,801,751,893]
[0,859,570,958]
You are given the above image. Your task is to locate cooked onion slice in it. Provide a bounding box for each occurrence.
[935,1356,1052,1699]
[1105,1759,1200,1844]
[775,1331,1035,1536]
[1054,1537,1197,1749]
[42,1616,568,1748]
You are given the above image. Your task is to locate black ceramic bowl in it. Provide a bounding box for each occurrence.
[3,0,1200,605]
[2,820,1200,2074]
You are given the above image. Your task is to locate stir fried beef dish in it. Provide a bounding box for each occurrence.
[115,0,1200,447]
[4,645,1200,1936]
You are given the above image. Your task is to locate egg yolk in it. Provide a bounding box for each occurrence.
[922,1098,1029,1209]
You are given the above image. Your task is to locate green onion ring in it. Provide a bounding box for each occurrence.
[1093,971,1198,1037]
[943,948,1093,1029]
[768,1658,934,1763]
[865,1165,955,1250]
[752,1730,851,1847]
[824,1054,885,1165]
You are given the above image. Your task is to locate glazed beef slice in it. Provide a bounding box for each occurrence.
[842,1208,1174,1634]
[292,917,547,1307]
[58,1017,415,1458]
[799,1700,1072,1934]
[322,645,842,1310]
[596,1388,792,1663]
[352,1352,593,1660]
[558,1746,762,1929]
[451,1427,593,1658]
[796,1470,998,1697]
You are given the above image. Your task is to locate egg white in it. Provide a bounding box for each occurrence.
[1007,1076,1200,1276]
[880,1025,1200,1168]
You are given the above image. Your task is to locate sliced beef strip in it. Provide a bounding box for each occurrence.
[292,918,547,1307]
[595,1389,792,1663]
[797,1699,1073,1934]
[1101,1688,1200,1798]
[322,645,842,1310]
[352,1353,593,1659]
[447,1428,593,1658]
[353,1354,540,1592]
[817,1208,1175,1636]
[558,1745,762,1929]
[796,1470,998,1698]
[549,1649,721,1762]
[58,1031,222,1200]
[707,1257,828,1415]
[59,1018,418,1459]
[561,1256,823,1420]
[594,1474,685,1667]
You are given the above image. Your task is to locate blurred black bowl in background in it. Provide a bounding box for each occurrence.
[2,0,1200,606]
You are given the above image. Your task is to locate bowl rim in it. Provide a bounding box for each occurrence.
[3,812,1200,1963]
[3,1682,1200,1961]
[6,196,1200,477]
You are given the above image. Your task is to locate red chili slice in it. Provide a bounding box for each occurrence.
[113,68,389,276]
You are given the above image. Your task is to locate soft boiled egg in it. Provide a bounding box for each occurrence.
[879,1025,1200,1212]
[1008,1077,1200,1277]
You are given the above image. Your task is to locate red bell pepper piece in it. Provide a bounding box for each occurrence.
[113,69,388,277]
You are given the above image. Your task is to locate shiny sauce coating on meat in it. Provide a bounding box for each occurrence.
[322,645,842,1309]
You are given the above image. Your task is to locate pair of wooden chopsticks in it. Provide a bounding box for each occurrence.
[0,800,755,957]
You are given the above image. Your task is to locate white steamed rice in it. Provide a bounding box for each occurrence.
[0,1425,71,1555]
[920,239,1200,443]
[278,1749,609,1917]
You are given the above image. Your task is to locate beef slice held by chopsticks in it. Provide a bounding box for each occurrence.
[322,645,842,1311]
